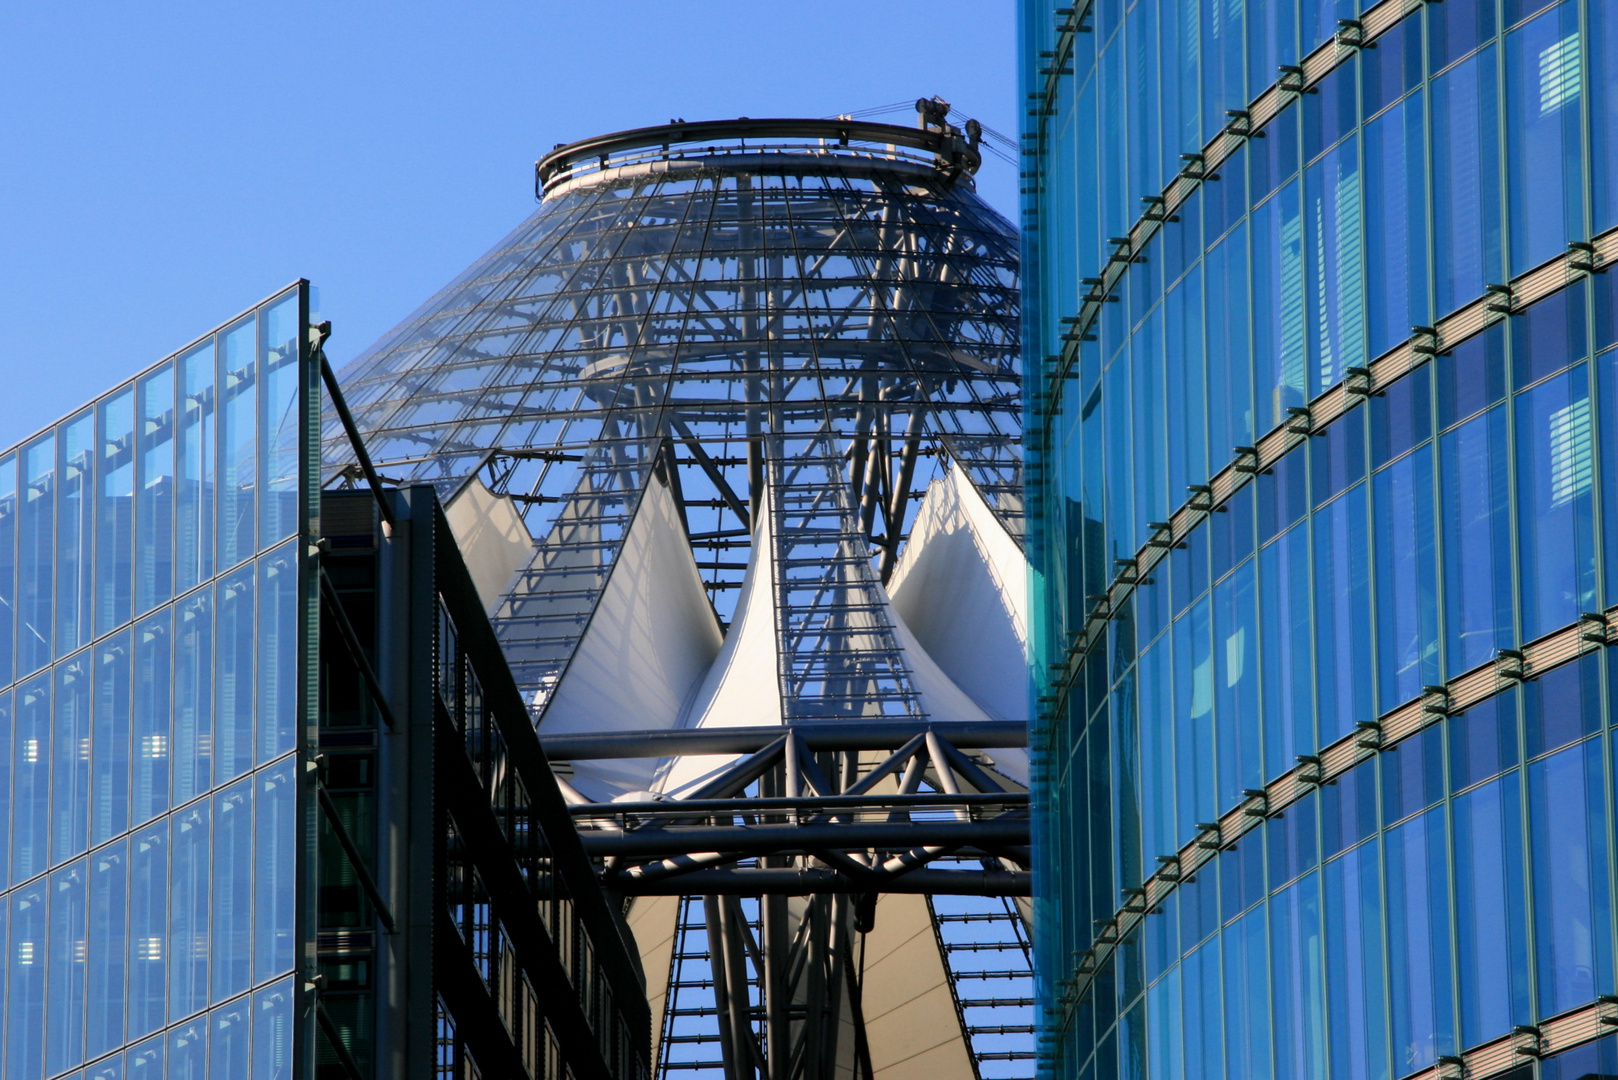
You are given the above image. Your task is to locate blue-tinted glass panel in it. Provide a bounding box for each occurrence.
[86,840,126,1061]
[1531,739,1613,1015]
[19,433,56,677]
[1453,770,1531,1045]
[57,411,94,656]
[1512,282,1587,387]
[1370,364,1431,470]
[1324,840,1386,1080]
[1257,449,1308,544]
[1542,1034,1618,1079]
[14,672,51,883]
[218,317,257,570]
[0,692,10,886]
[135,365,175,615]
[86,1051,121,1080]
[1440,405,1514,675]
[1437,323,1507,430]
[8,881,44,1079]
[1362,15,1422,118]
[173,592,212,806]
[1252,180,1308,432]
[1450,690,1520,791]
[254,757,296,983]
[131,612,170,826]
[1594,0,1618,232]
[175,342,215,595]
[45,858,87,1077]
[0,454,14,688]
[1385,807,1456,1072]
[1173,597,1215,840]
[1382,724,1444,825]
[1374,444,1439,708]
[127,1034,161,1080]
[209,997,251,1078]
[1305,138,1365,392]
[1223,903,1272,1080]
[167,1016,206,1080]
[1314,484,1373,742]
[257,543,298,761]
[53,651,92,865]
[252,978,295,1080]
[1261,523,1313,774]
[168,803,208,1022]
[127,822,168,1040]
[1504,2,1584,276]
[215,565,254,783]
[1430,0,1497,71]
[211,779,251,1003]
[1514,364,1596,639]
[1214,561,1260,807]
[95,389,135,637]
[91,631,131,846]
[1269,790,1319,891]
[1247,0,1300,100]
[1310,415,1366,508]
[1432,46,1503,316]
[1271,871,1326,1080]
[1524,652,1602,758]
[1321,760,1377,859]
[260,293,301,549]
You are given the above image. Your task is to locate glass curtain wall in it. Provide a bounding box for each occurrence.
[0,284,314,1080]
[1022,1,1618,1078]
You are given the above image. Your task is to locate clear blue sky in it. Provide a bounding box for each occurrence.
[0,2,1018,451]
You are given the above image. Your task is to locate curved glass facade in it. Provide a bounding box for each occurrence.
[1022,0,1618,1077]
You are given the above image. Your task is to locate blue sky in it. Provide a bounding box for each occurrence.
[0,2,1017,450]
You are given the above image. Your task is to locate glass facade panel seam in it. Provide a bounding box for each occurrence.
[1025,1,1618,1077]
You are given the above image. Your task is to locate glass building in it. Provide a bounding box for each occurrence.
[1020,0,1618,1078]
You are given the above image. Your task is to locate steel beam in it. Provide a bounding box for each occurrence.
[614,867,1031,897]
[539,720,1026,760]
[580,819,1029,857]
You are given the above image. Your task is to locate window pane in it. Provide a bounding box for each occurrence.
[1222,903,1271,1080]
[1432,46,1503,316]
[1324,840,1386,1080]
[1213,561,1260,807]
[1453,770,1531,1045]
[1505,2,1584,276]
[53,651,92,865]
[1305,137,1364,393]
[1260,524,1313,777]
[135,365,175,615]
[132,611,171,825]
[1252,180,1308,432]
[1512,282,1587,387]
[254,757,297,983]
[167,1016,206,1080]
[1440,405,1514,674]
[1514,364,1597,639]
[1449,689,1521,791]
[1530,739,1613,1015]
[0,692,10,887]
[1593,0,1618,231]
[168,803,209,1022]
[0,453,15,687]
[1374,445,1439,709]
[45,858,87,1077]
[218,316,257,570]
[86,1050,122,1080]
[1524,652,1602,757]
[19,433,57,677]
[260,295,301,549]
[209,996,251,1078]
[1270,870,1326,1080]
[215,565,255,783]
[1437,322,1507,430]
[14,672,52,883]
[252,977,295,1080]
[1385,807,1456,1072]
[211,779,252,1003]
[8,881,45,1079]
[1172,596,1215,841]
[91,631,131,846]
[1313,484,1373,743]
[86,839,127,1061]
[258,543,298,761]
[126,823,167,1040]
[126,1033,162,1079]
[95,389,135,637]
[57,411,94,656]
[1430,0,1496,71]
[175,341,215,595]
[173,591,213,806]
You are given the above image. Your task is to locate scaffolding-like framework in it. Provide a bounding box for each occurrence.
[325,107,1032,1079]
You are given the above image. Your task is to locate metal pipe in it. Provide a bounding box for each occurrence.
[318,351,396,533]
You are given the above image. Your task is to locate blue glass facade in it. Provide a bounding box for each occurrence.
[0,285,315,1080]
[1021,0,1618,1077]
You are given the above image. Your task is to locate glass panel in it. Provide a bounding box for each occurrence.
[1437,323,1507,430]
[173,591,213,806]
[8,880,45,1079]
[253,977,295,1080]
[86,1051,122,1080]
[175,342,215,594]
[19,433,57,677]
[1440,405,1515,675]
[96,389,135,637]
[257,543,298,761]
[1381,724,1445,825]
[167,1016,206,1080]
[1385,807,1455,1072]
[1374,444,1439,709]
[1430,0,1497,71]
[260,295,301,549]
[1251,180,1308,432]
[127,1034,161,1079]
[1260,523,1313,779]
[127,823,168,1040]
[1431,46,1504,317]
[132,611,171,826]
[210,779,251,1003]
[0,692,10,888]
[168,803,209,1022]
[86,839,127,1061]
[1213,561,1259,808]
[1320,760,1377,859]
[1310,414,1366,508]
[1270,870,1326,1080]
[209,996,251,1078]
[214,564,254,783]
[57,411,94,656]
[1172,596,1215,841]
[45,858,87,1077]
[1504,2,1584,276]
[1450,690,1520,791]
[1453,770,1531,1045]
[1304,137,1364,393]
[14,671,51,883]
[1324,840,1386,1080]
[1512,283,1587,387]
[1370,365,1431,471]
[1530,739,1613,1015]
[135,365,176,614]
[1313,484,1373,743]
[254,757,296,983]
[1514,364,1597,639]
[218,317,257,570]
[1593,0,1618,232]
[53,651,92,865]
[1223,904,1271,1079]
[1524,652,1602,757]
[91,631,131,846]
[0,453,14,688]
